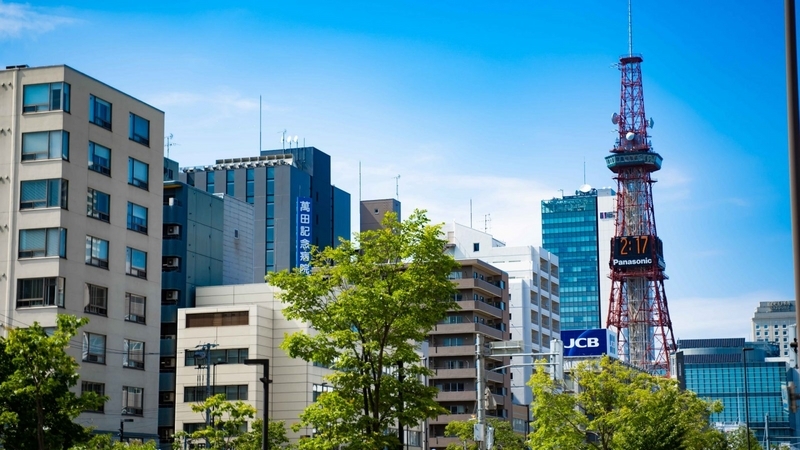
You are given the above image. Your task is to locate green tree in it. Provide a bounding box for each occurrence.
[528,356,724,450]
[172,394,256,450]
[268,210,459,449]
[444,417,525,450]
[0,314,106,450]
[236,418,293,449]
[70,434,158,449]
[725,426,763,450]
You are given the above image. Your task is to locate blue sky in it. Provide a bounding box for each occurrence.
[2,1,792,340]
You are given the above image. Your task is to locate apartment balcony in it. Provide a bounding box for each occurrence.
[428,345,474,357]
[436,391,476,402]
[430,323,503,340]
[486,370,504,383]
[429,413,473,425]
[429,437,462,449]
[456,299,503,319]
[455,278,502,298]
[430,368,475,379]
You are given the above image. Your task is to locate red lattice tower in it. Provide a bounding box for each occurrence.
[605,54,676,376]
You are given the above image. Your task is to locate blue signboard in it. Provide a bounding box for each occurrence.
[296,197,313,274]
[561,329,616,357]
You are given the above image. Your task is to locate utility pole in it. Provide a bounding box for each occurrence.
[195,343,218,434]
[475,334,486,450]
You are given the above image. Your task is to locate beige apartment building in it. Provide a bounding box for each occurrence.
[0,65,164,440]
[427,259,513,450]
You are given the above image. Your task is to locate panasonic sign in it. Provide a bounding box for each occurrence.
[561,329,618,358]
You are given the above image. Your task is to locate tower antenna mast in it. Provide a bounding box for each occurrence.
[606,0,676,376]
[628,0,633,57]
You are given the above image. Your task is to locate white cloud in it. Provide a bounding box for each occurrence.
[669,291,789,341]
[0,2,76,39]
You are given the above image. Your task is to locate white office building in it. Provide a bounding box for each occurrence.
[752,300,796,360]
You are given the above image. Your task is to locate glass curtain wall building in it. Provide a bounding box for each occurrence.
[674,338,793,444]
[541,186,615,330]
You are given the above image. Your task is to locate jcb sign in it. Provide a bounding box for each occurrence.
[561,329,618,358]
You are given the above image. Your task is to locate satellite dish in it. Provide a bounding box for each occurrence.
[625,132,635,141]
[648,118,655,128]
[611,113,619,125]
[293,135,299,143]
[579,184,592,193]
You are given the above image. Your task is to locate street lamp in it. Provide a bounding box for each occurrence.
[245,358,271,450]
[119,418,134,443]
[742,347,754,450]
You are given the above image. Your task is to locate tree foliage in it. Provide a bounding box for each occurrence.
[173,394,257,449]
[724,426,762,450]
[268,210,459,449]
[70,434,158,449]
[444,417,525,450]
[528,356,725,450]
[0,314,106,450]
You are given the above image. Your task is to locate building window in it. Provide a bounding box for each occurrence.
[23,82,70,113]
[184,385,248,402]
[129,113,150,146]
[88,142,111,176]
[226,170,235,195]
[473,243,480,252]
[125,293,146,324]
[128,158,149,190]
[126,247,147,279]
[86,188,111,222]
[123,339,145,369]
[312,383,334,402]
[84,283,108,316]
[186,311,249,328]
[185,348,248,366]
[122,386,144,416]
[89,95,112,130]
[21,130,69,161]
[206,171,215,193]
[85,236,109,269]
[81,381,105,413]
[82,332,106,364]
[20,179,68,210]
[16,277,64,308]
[19,228,66,258]
[127,202,148,234]
[246,168,254,204]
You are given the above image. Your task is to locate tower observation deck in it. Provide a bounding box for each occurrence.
[605,53,676,375]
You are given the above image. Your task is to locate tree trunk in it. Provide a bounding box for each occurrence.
[36,398,45,450]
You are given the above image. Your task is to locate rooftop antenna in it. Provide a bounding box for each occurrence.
[259,95,262,152]
[484,214,491,233]
[583,158,586,184]
[558,189,565,197]
[393,174,401,199]
[470,199,473,228]
[628,0,633,56]
[359,161,362,202]
[165,133,178,159]
[280,129,287,150]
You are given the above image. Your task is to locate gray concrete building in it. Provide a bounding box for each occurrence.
[360,198,401,232]
[0,64,164,440]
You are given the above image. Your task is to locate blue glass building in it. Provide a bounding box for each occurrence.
[674,338,794,444]
[541,187,615,330]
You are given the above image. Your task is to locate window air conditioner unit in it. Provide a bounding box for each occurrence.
[166,291,179,301]
[164,257,179,268]
[166,225,180,236]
